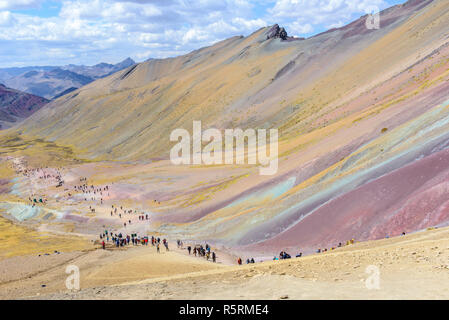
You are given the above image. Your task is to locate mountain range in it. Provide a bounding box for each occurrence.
[0,58,135,100]
[2,0,449,254]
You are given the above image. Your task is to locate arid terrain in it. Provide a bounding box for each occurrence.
[1,0,449,300]
[0,225,448,300]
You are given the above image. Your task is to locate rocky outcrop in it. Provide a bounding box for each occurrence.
[266,24,303,42]
[266,24,288,40]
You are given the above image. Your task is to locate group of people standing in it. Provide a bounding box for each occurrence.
[99,229,170,251]
[186,243,217,263]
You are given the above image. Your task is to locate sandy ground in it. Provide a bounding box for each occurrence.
[0,244,224,299]
[0,155,448,300]
[0,224,448,300]
[0,151,448,300]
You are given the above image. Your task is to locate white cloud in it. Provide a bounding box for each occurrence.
[0,0,42,10]
[139,33,157,42]
[182,27,209,44]
[232,17,266,32]
[0,10,14,26]
[0,0,394,67]
[269,0,386,28]
[60,0,163,21]
[287,21,313,35]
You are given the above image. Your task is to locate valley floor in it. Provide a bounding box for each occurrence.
[0,151,448,300]
[1,224,448,300]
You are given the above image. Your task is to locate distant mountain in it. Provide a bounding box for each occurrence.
[0,66,55,82]
[0,58,135,99]
[2,68,92,100]
[0,83,49,129]
[62,57,136,79]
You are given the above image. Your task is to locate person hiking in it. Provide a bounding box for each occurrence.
[212,252,216,263]
[187,246,191,255]
[237,257,242,265]
[102,241,105,250]
[156,243,160,253]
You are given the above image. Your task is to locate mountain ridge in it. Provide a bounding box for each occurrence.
[0,57,136,99]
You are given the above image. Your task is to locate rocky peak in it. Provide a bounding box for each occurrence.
[266,24,288,40]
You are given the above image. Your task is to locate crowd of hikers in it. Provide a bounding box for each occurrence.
[98,231,221,264]
[107,204,152,228]
[99,230,170,252]
[235,238,362,264]
[315,239,355,254]
[184,242,217,263]
[9,158,415,269]
[72,178,110,205]
[72,177,154,228]
[18,166,64,207]
[98,219,364,267]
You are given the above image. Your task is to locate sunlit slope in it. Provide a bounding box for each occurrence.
[153,0,449,250]
[7,0,449,253]
[15,0,443,161]
[17,30,297,160]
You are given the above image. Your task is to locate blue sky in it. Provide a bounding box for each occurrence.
[0,0,406,67]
